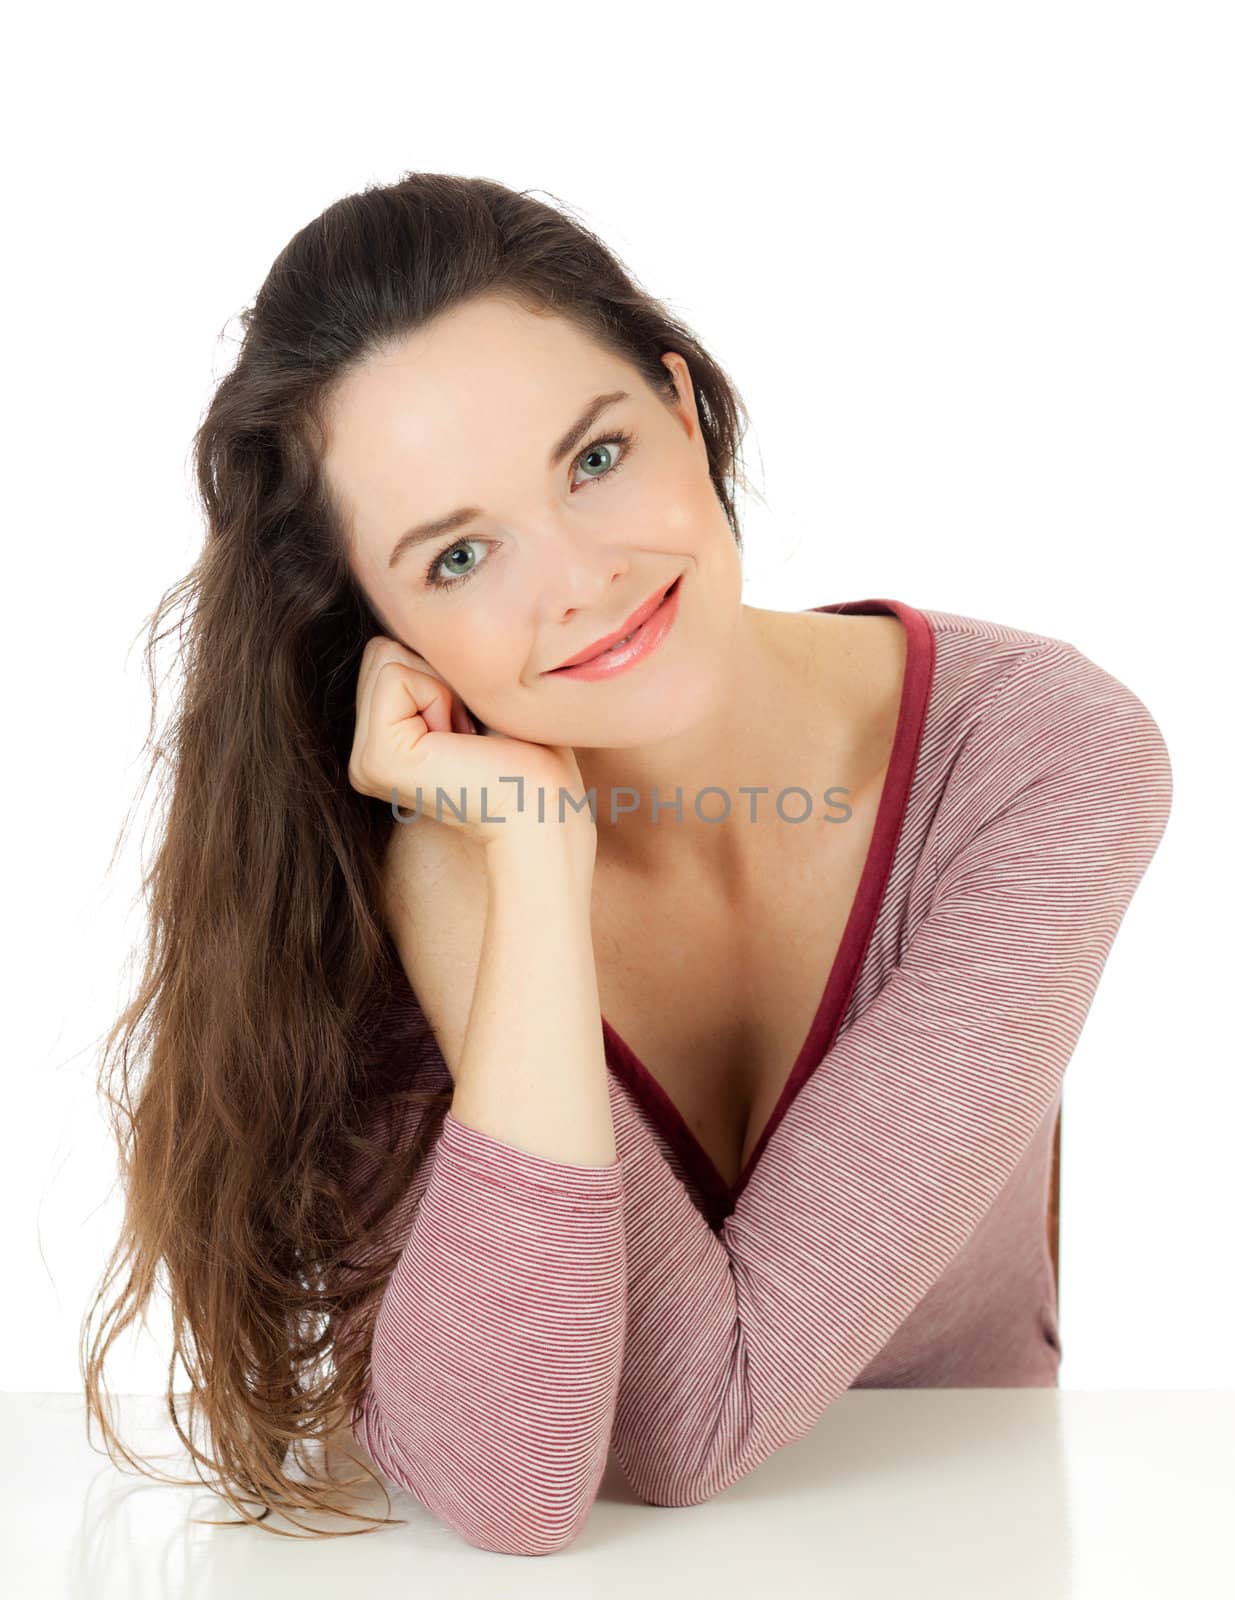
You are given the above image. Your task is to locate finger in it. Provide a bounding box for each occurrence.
[353,638,401,779]
[450,694,480,736]
[354,639,439,776]
[371,642,462,740]
[367,661,452,805]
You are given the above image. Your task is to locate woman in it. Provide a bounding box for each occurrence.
[81,171,1173,1554]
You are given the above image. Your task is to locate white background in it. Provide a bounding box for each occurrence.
[4,0,1229,1399]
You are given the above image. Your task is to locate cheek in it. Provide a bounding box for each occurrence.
[439,608,525,695]
[629,465,710,547]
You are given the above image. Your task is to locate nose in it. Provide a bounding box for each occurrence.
[528,527,634,625]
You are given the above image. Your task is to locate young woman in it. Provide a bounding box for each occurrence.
[81,171,1173,1554]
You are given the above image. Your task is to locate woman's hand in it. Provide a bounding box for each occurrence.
[347,636,596,850]
[348,636,596,1075]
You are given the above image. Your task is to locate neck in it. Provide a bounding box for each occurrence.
[576,604,856,883]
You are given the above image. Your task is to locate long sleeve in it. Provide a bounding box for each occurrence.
[337,634,1172,1547]
[606,639,1172,1504]
[344,1110,629,1556]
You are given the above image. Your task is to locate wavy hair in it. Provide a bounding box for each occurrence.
[79,169,757,1537]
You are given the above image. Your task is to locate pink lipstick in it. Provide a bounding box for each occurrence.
[545,576,682,681]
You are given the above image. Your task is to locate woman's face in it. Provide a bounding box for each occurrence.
[323,294,743,749]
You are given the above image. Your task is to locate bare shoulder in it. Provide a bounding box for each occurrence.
[794,609,908,779]
[816,608,906,681]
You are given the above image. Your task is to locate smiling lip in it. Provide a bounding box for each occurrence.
[547,578,679,671]
[545,577,682,682]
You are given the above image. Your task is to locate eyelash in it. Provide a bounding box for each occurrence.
[422,429,637,592]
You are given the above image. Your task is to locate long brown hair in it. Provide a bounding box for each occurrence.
[80,170,757,1537]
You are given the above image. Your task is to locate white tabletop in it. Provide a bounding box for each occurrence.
[2,1389,1230,1596]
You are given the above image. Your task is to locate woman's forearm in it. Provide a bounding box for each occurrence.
[449,829,617,1167]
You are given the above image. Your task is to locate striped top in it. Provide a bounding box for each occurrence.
[336,598,1173,1555]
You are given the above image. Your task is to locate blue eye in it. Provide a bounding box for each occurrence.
[426,539,488,590]
[573,430,634,486]
[422,428,636,592]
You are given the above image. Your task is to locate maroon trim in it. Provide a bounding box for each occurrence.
[602,598,937,1229]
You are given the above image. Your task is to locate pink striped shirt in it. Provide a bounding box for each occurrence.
[335,597,1173,1554]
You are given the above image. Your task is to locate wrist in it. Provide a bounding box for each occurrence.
[483,816,597,885]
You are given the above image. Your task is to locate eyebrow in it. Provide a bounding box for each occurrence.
[386,389,631,570]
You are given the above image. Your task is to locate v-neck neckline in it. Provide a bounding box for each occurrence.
[599,597,936,1228]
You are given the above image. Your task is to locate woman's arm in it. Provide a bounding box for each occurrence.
[382,816,615,1166]
[451,829,616,1166]
[356,820,625,1556]
[604,638,1173,1505]
[380,817,490,1083]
